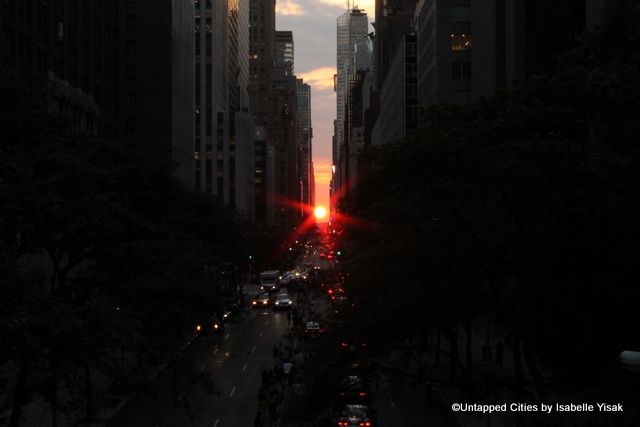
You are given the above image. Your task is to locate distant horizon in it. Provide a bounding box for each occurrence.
[276,0,375,218]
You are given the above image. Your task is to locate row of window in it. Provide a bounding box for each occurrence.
[452,61,471,79]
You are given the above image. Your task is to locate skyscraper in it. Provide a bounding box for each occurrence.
[249,0,276,223]
[194,0,227,195]
[0,1,121,135]
[249,0,275,124]
[335,7,369,197]
[120,0,195,188]
[374,0,418,90]
[194,0,254,216]
[297,79,312,209]
[275,31,295,75]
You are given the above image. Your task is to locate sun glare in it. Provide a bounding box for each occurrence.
[314,206,328,220]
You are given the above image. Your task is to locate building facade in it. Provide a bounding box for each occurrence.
[297,79,312,210]
[372,32,417,145]
[120,0,194,187]
[0,0,121,134]
[249,0,276,223]
[334,7,369,198]
[275,30,294,74]
[194,0,254,216]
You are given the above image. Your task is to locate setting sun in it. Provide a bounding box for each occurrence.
[314,206,327,220]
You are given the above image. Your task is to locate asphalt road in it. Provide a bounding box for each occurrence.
[113,305,290,427]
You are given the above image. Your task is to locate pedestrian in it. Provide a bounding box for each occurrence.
[496,341,504,365]
[283,361,293,381]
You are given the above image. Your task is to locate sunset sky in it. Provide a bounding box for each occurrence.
[275,0,374,218]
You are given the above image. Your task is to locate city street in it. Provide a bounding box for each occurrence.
[112,303,290,427]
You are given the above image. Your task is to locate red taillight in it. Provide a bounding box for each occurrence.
[358,392,367,396]
[359,422,371,426]
[341,342,349,348]
[339,392,345,396]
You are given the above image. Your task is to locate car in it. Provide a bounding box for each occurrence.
[336,404,375,426]
[277,287,289,296]
[273,294,293,310]
[337,376,371,404]
[194,316,225,336]
[251,293,271,308]
[304,321,326,337]
[327,285,345,301]
[259,283,279,293]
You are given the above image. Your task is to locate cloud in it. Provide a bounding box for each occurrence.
[314,160,333,185]
[318,0,375,14]
[298,67,336,91]
[276,0,305,15]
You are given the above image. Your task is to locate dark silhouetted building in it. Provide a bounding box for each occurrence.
[0,0,121,134]
[120,0,194,186]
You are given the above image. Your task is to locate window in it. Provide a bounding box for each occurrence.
[463,61,471,78]
[451,6,470,22]
[125,92,135,106]
[406,63,417,78]
[406,84,417,98]
[126,39,135,55]
[126,117,135,134]
[126,14,135,29]
[126,65,136,80]
[452,61,471,79]
[406,105,417,123]
[451,33,471,51]
[405,42,416,57]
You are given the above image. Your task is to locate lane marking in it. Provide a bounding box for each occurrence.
[266,320,270,326]
[229,386,236,397]
[213,348,219,355]
[258,331,263,338]
[241,363,247,372]
[224,333,230,340]
[213,419,220,427]
[251,345,256,354]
